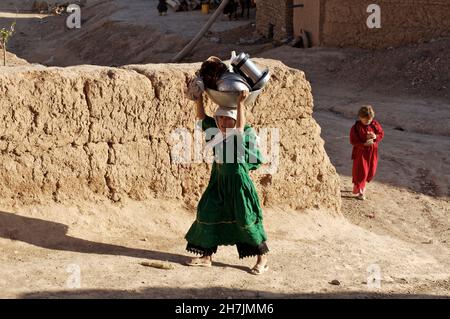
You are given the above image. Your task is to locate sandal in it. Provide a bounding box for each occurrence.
[185,258,212,267]
[250,264,269,275]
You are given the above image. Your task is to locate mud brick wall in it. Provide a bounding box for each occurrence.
[320,0,450,48]
[0,60,341,212]
[256,0,294,40]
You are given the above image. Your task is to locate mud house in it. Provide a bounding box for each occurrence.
[256,0,450,48]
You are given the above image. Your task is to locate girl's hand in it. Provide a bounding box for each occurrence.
[185,76,204,101]
[367,132,376,140]
[364,139,374,146]
[238,90,250,104]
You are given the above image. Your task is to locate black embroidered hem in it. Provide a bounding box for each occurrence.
[236,241,269,259]
[186,243,218,257]
[186,242,269,258]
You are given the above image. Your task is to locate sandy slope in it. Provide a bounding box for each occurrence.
[2,0,267,66]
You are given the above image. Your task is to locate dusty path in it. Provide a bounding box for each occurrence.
[111,0,256,38]
[1,199,449,299]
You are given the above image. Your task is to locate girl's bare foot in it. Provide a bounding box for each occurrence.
[186,255,212,267]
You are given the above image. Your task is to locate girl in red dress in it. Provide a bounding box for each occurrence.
[350,106,384,200]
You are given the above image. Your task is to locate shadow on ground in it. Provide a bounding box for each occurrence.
[19,286,450,299]
[0,210,249,272]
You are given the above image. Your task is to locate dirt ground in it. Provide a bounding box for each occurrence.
[0,0,449,298]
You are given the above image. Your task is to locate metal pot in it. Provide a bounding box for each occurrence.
[231,52,270,90]
[252,70,271,90]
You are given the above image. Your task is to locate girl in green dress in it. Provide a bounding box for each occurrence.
[185,90,269,275]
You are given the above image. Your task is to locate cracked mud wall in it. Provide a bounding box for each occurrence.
[0,60,341,212]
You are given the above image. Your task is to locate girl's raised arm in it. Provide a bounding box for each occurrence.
[185,76,206,120]
[195,97,206,121]
[236,91,249,133]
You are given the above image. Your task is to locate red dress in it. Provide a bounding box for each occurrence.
[350,119,384,194]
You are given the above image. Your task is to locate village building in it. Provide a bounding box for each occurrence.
[256,0,450,48]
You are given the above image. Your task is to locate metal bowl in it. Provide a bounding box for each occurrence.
[205,88,263,108]
[216,72,251,92]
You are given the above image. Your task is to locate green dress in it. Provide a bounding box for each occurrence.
[185,116,269,258]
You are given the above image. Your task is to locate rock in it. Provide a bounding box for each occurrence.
[238,37,259,45]
[0,60,341,212]
[329,279,341,286]
[209,37,221,44]
[51,4,68,15]
[111,193,121,202]
[384,276,394,283]
[140,261,174,270]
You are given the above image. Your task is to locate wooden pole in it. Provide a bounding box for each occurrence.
[171,0,230,63]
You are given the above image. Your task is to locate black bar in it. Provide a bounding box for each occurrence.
[0,298,445,318]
